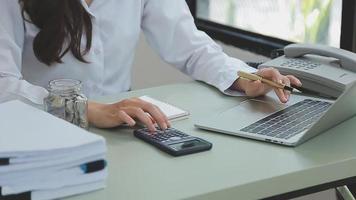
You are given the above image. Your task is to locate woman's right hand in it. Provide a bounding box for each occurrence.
[88,98,170,132]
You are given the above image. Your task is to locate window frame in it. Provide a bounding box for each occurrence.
[186,0,356,57]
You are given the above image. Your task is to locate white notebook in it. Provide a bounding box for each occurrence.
[139,96,189,121]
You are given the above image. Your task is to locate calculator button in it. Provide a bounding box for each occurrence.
[169,136,182,141]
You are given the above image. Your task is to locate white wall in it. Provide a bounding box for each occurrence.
[131,34,268,90]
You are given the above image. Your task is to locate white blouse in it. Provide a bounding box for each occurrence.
[0,0,256,105]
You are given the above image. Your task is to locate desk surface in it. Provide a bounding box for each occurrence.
[65,82,356,200]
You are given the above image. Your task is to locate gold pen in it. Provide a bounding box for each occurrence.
[238,71,294,92]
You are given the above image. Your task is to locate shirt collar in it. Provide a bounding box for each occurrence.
[80,0,96,18]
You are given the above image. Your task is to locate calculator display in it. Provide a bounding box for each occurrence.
[169,140,205,151]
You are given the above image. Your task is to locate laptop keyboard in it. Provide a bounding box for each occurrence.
[240,99,332,139]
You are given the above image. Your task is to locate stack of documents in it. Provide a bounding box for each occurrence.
[0,101,107,200]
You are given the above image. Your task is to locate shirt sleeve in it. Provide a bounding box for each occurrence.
[0,0,48,105]
[141,0,257,95]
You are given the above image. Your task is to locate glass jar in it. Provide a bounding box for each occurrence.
[44,79,89,129]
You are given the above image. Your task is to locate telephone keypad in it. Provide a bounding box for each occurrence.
[281,59,321,71]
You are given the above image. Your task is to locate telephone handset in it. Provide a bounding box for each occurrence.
[258,44,356,98]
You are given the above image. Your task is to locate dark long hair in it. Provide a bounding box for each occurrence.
[19,0,92,66]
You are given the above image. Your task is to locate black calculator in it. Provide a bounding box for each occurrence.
[134,127,212,156]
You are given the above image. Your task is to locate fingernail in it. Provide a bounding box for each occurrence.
[151,126,157,132]
[130,121,136,126]
[162,124,168,130]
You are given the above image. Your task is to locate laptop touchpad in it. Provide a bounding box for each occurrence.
[208,99,285,130]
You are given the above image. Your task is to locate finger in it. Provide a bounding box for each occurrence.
[146,113,156,124]
[122,98,169,130]
[125,107,156,132]
[281,77,291,100]
[274,88,287,103]
[257,80,273,94]
[286,75,302,87]
[117,110,136,126]
[274,80,288,103]
[258,67,285,89]
[154,105,171,128]
[257,68,281,81]
[141,102,169,130]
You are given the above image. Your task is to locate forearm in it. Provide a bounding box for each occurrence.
[87,101,105,126]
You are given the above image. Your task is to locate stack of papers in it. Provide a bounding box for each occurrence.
[0,101,107,200]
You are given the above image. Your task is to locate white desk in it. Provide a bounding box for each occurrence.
[65,82,356,200]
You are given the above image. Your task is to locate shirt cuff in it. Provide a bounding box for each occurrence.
[216,58,257,96]
[0,77,49,105]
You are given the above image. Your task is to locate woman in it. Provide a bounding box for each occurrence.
[0,0,301,131]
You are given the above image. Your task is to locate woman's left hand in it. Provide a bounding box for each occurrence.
[232,67,302,103]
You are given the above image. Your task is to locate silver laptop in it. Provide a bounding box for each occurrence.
[195,81,356,146]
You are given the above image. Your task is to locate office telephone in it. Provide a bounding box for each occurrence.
[258,44,356,98]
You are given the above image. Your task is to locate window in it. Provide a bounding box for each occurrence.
[187,0,356,56]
